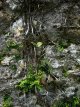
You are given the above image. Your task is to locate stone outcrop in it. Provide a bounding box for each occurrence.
[0,0,80,107]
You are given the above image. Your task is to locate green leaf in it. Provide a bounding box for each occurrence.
[36,42,43,47]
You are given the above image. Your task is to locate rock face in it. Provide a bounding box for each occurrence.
[38,0,80,43]
[45,43,80,102]
[0,0,80,107]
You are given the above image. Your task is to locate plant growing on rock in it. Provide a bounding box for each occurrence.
[2,95,13,107]
[52,96,80,107]
[16,68,44,93]
[6,39,23,51]
[56,39,70,52]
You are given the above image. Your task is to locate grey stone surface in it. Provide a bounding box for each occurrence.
[0,0,80,107]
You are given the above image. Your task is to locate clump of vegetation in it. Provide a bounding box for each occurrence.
[6,39,23,51]
[52,96,80,107]
[16,66,44,93]
[56,39,70,52]
[31,41,43,48]
[39,58,52,75]
[16,41,45,93]
[2,95,13,107]
[16,57,53,94]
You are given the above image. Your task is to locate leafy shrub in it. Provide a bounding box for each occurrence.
[57,40,70,52]
[31,41,43,48]
[16,68,44,93]
[52,96,80,107]
[2,95,13,107]
[6,39,23,51]
[39,58,53,75]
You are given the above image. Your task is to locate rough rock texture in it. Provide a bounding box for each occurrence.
[42,1,80,43]
[45,43,80,103]
[0,0,80,107]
